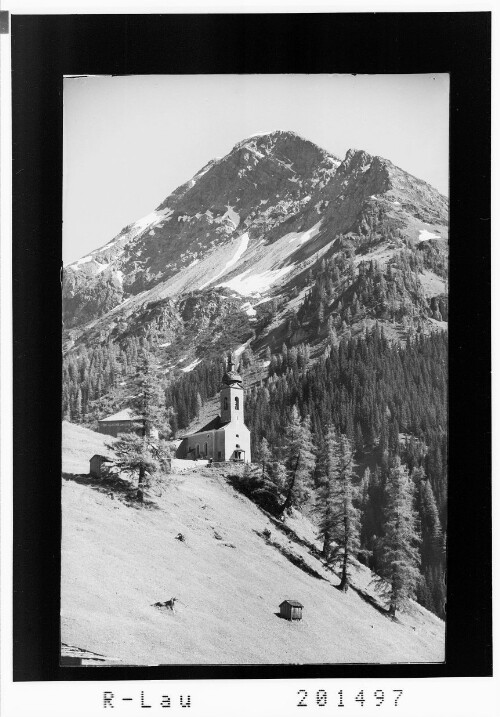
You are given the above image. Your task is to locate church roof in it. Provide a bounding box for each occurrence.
[193,416,230,433]
[222,369,242,386]
[99,408,143,422]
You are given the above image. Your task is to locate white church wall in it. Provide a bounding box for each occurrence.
[223,423,251,463]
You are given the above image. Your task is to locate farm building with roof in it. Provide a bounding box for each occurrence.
[98,408,159,439]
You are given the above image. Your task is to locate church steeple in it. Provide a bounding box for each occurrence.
[220,354,244,423]
[221,354,243,388]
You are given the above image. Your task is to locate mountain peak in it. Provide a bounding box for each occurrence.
[233,130,339,163]
[343,148,373,168]
[64,130,448,333]
[235,129,305,147]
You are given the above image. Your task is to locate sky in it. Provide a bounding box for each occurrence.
[63,73,449,264]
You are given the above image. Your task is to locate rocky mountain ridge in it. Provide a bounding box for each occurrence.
[63,130,448,357]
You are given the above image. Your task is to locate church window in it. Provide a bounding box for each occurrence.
[224,397,228,410]
[235,396,239,410]
[204,442,208,455]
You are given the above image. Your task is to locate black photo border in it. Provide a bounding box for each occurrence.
[12,12,491,681]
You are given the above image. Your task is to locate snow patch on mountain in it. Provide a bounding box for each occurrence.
[95,262,109,274]
[194,159,218,180]
[245,130,275,139]
[134,207,173,234]
[199,233,250,290]
[285,220,322,245]
[73,256,93,267]
[218,265,294,297]
[234,339,253,359]
[69,206,174,268]
[418,229,441,242]
[223,205,241,228]
[182,358,201,373]
[241,301,257,317]
[245,143,265,160]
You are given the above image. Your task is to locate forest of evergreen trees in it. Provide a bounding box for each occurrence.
[244,328,447,617]
[63,324,447,618]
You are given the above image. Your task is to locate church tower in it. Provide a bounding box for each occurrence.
[220,355,244,424]
[175,353,251,462]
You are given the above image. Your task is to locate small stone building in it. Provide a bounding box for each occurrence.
[89,454,113,478]
[279,600,304,621]
[176,357,251,463]
[98,408,159,439]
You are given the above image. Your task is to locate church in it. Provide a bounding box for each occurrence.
[175,357,251,463]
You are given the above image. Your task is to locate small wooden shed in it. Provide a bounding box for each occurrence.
[279,599,304,621]
[89,454,113,478]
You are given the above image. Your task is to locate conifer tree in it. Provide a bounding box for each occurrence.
[74,387,82,421]
[417,476,444,567]
[109,434,171,503]
[128,351,168,438]
[377,457,421,616]
[239,438,284,514]
[315,429,361,591]
[259,436,272,476]
[278,407,316,515]
[127,350,171,500]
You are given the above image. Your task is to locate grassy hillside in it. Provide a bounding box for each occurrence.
[61,422,444,665]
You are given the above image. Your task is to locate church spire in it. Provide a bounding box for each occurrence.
[222,354,242,388]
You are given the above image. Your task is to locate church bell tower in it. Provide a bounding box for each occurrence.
[220,355,244,424]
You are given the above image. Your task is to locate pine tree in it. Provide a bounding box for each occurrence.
[128,351,168,437]
[255,459,286,515]
[315,429,361,591]
[73,387,82,421]
[278,407,316,515]
[417,477,444,567]
[259,436,272,475]
[109,434,171,503]
[377,457,421,616]
[238,439,284,514]
[127,350,171,500]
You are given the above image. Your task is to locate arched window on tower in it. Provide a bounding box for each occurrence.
[224,397,228,410]
[235,396,239,410]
